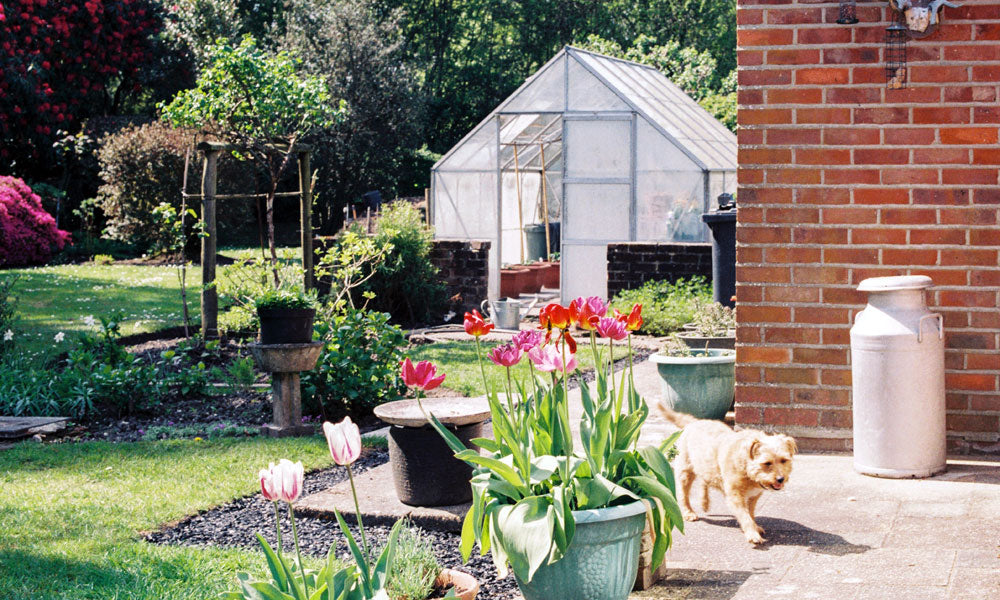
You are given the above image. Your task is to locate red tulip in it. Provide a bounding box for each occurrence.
[488,343,522,367]
[615,304,643,332]
[596,317,628,341]
[464,309,494,337]
[539,303,571,331]
[323,417,362,466]
[400,357,446,391]
[569,296,607,331]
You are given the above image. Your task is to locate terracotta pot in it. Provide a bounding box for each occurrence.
[500,267,531,298]
[521,264,547,294]
[541,261,560,289]
[435,568,479,600]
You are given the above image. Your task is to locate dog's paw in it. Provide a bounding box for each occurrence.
[755,524,765,536]
[745,530,766,545]
[682,510,699,522]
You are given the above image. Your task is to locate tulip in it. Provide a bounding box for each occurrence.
[615,304,643,332]
[596,317,628,341]
[528,344,578,374]
[488,343,522,367]
[538,302,571,331]
[464,309,494,337]
[569,296,607,331]
[259,464,280,502]
[511,329,543,352]
[400,357,446,392]
[323,417,362,466]
[273,459,304,504]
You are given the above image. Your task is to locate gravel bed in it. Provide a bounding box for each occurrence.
[146,449,519,600]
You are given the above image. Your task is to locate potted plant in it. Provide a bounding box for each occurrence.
[255,289,319,344]
[676,300,735,350]
[416,299,683,600]
[650,334,735,421]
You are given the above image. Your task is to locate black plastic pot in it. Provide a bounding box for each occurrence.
[257,308,316,345]
[389,422,484,507]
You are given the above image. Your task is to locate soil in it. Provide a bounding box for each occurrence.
[146,448,520,600]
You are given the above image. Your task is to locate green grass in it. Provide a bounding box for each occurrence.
[407,339,629,397]
[0,436,337,600]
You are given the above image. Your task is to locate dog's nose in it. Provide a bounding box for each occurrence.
[776,476,785,484]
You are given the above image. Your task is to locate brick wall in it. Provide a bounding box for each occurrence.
[606,242,713,299]
[737,0,1000,452]
[430,240,491,317]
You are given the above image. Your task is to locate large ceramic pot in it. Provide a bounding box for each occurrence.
[257,308,316,345]
[651,349,735,420]
[676,329,736,350]
[514,500,647,600]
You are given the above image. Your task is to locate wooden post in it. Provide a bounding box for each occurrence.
[424,188,431,227]
[200,148,220,339]
[539,143,551,262]
[298,150,314,291]
[513,143,525,264]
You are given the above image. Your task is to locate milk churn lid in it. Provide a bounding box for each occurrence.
[857,275,933,292]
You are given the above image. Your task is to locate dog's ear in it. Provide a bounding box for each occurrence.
[746,437,761,460]
[782,435,798,456]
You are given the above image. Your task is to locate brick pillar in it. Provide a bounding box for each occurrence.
[737,0,1000,452]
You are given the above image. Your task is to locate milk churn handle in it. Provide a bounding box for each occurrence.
[917,313,943,343]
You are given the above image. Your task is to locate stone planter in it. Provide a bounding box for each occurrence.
[676,329,736,351]
[651,349,736,420]
[257,308,316,344]
[435,568,479,600]
[514,500,647,600]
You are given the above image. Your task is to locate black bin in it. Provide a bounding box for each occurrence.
[702,194,736,308]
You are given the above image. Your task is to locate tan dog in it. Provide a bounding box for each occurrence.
[658,405,797,544]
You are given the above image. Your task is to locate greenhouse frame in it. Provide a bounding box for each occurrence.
[430,46,737,302]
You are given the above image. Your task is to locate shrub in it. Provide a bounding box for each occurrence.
[356,201,446,324]
[216,250,306,334]
[302,306,407,419]
[610,276,712,336]
[0,177,71,266]
[386,522,442,600]
[97,122,259,254]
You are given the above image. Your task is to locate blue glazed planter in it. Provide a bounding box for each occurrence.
[514,500,648,600]
[651,349,736,420]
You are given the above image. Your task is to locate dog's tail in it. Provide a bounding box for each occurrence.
[655,402,698,428]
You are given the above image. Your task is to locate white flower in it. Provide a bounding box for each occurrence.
[54,332,65,343]
[3,330,12,342]
[83,315,96,327]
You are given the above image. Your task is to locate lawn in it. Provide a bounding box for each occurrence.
[0,436,335,600]
[407,339,631,397]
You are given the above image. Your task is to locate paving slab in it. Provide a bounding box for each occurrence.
[296,462,467,533]
[0,416,68,439]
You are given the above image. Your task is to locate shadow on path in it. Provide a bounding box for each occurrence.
[697,515,873,556]
[642,569,753,600]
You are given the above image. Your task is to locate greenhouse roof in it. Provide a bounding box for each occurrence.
[434,46,736,173]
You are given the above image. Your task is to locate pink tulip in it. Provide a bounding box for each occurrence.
[511,329,543,352]
[400,357,446,391]
[323,417,362,466]
[569,296,607,331]
[528,344,578,374]
[488,343,522,367]
[260,459,304,504]
[596,317,628,341]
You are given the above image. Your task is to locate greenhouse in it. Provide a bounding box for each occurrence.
[430,46,737,302]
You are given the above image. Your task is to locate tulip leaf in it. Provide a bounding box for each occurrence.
[495,496,556,583]
[639,445,677,496]
[460,505,477,561]
[371,518,403,592]
[255,533,295,595]
[454,450,525,491]
[333,509,372,596]
[470,437,501,452]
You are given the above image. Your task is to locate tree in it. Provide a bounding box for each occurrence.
[283,0,427,234]
[161,35,344,284]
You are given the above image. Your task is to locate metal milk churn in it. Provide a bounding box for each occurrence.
[850,275,946,478]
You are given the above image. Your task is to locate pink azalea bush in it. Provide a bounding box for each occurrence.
[0,176,70,266]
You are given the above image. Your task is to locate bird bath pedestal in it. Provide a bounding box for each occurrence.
[374,397,490,507]
[249,342,324,437]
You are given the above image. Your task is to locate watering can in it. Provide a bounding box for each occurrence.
[481,298,522,331]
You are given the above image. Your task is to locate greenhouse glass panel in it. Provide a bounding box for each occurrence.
[564,183,630,241]
[432,171,497,239]
[437,118,498,171]
[567,57,630,112]
[565,119,631,180]
[502,55,566,113]
[561,243,609,300]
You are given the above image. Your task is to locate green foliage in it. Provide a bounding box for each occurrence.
[302,307,407,419]
[93,253,116,265]
[217,250,306,333]
[386,522,441,600]
[689,299,736,337]
[611,277,712,336]
[0,276,18,358]
[255,289,319,311]
[219,354,259,392]
[356,201,446,324]
[143,421,260,441]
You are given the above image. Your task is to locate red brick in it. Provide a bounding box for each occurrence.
[766,127,823,145]
[739,69,793,86]
[826,87,881,104]
[737,8,764,24]
[793,266,850,284]
[854,188,909,204]
[739,88,765,105]
[973,148,1000,164]
[795,68,849,85]
[943,87,974,102]
[797,148,850,165]
[821,368,853,386]
[909,268,968,286]
[821,286,866,304]
[884,128,936,145]
[796,107,851,124]
[822,327,852,346]
[737,365,762,383]
[767,7,823,24]
[883,208,938,225]
[768,168,822,184]
[822,207,878,224]
[946,373,999,392]
[794,347,849,365]
[740,108,793,125]
[736,265,792,283]
[944,45,1000,62]
[738,346,792,364]
[974,23,1000,40]
[972,65,1000,81]
[794,388,850,406]
[824,168,881,185]
[795,306,850,324]
[940,207,998,225]
[820,410,853,429]
[738,50,765,67]
[797,28,852,44]
[854,148,910,165]
[767,88,823,104]
[970,305,1000,325]
[765,285,821,302]
[794,227,849,244]
[967,353,1000,371]
[913,148,970,164]
[735,325,762,343]
[739,148,793,164]
[972,86,997,102]
[852,228,908,244]
[939,290,997,308]
[852,65,886,84]
[740,188,794,204]
[969,395,1000,412]
[764,368,819,386]
[941,127,999,144]
[913,188,970,205]
[973,189,1000,204]
[823,47,879,65]
[946,414,999,433]
[855,107,910,124]
[738,29,794,46]
[942,168,998,185]
[735,285,763,303]
[928,23,971,41]
[970,228,1000,245]
[739,168,764,184]
[737,385,790,406]
[768,49,822,65]
[910,229,967,245]
[974,106,1000,123]
[733,403,764,424]
[913,106,970,124]
[765,326,821,344]
[883,248,939,265]
[740,206,764,223]
[824,127,880,145]
[940,248,999,266]
[764,246,822,263]
[797,188,851,205]
[763,406,820,427]
[824,247,879,263]
[947,331,997,350]
[739,129,765,145]
[885,86,942,103]
[882,168,940,185]
[738,304,793,323]
[737,225,791,243]
[910,65,969,83]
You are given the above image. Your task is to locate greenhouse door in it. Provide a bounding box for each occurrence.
[561,115,634,301]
